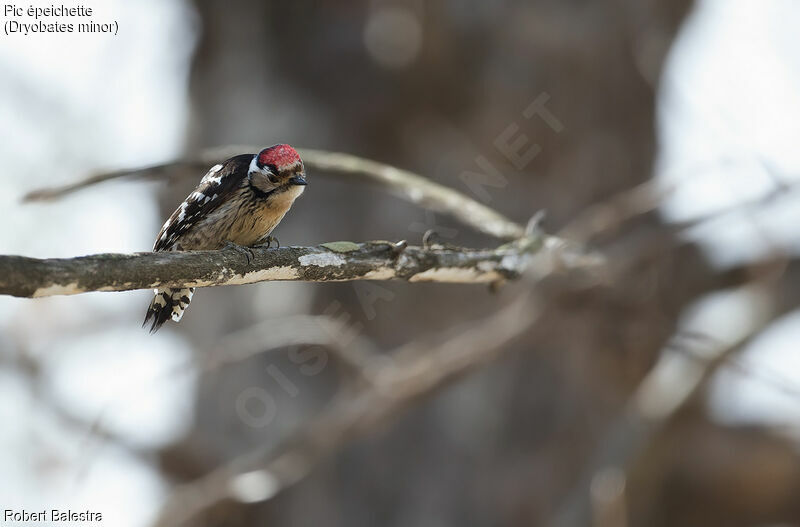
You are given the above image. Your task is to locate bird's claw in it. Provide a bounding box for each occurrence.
[223,241,256,265]
[256,235,280,249]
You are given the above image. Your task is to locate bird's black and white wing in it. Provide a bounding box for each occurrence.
[144,154,251,332]
[153,154,251,251]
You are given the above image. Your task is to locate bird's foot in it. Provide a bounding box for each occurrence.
[255,235,280,249]
[223,241,256,265]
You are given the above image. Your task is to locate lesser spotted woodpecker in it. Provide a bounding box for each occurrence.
[143,144,307,333]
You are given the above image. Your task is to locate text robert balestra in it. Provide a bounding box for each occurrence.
[4,509,103,522]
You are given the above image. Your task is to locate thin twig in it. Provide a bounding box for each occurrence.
[22,147,525,241]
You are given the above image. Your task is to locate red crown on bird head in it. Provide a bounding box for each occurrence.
[257,144,301,170]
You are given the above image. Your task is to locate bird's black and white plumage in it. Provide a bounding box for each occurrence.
[143,144,308,333]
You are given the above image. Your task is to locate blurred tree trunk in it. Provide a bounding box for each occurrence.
[155,1,800,526]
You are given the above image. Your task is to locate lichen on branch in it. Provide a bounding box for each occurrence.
[0,237,592,299]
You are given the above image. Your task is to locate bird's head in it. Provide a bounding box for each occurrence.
[248,144,307,194]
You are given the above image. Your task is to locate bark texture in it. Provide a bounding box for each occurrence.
[0,238,581,298]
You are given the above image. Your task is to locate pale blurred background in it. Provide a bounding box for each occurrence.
[2,1,800,526]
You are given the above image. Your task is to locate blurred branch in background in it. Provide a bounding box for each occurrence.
[549,268,790,527]
[8,0,800,526]
[205,314,385,380]
[11,147,606,526]
[22,147,526,240]
[154,289,542,527]
[7,149,602,299]
[13,144,800,527]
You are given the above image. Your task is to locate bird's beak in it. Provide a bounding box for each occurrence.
[289,174,308,186]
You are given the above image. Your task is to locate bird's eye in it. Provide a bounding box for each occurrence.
[259,163,278,182]
[265,164,280,182]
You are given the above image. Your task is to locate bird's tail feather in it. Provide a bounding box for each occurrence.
[143,287,195,333]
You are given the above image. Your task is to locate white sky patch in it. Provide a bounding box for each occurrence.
[657,0,800,267]
[657,0,800,435]
[0,1,198,525]
[0,371,167,527]
[709,310,800,428]
[0,0,198,259]
[678,287,771,349]
[44,329,197,448]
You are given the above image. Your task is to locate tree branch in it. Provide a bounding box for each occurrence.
[0,237,599,298]
[547,273,790,527]
[152,292,540,527]
[22,147,525,240]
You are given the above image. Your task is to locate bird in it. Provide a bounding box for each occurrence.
[143,144,308,333]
